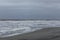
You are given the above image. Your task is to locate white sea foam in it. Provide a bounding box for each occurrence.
[0,20,60,37]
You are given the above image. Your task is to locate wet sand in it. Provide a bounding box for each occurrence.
[0,27,60,40]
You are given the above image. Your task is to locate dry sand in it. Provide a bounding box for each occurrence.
[0,27,60,40]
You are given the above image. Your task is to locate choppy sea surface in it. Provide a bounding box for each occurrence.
[0,20,60,37]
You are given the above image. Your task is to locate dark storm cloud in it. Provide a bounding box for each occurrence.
[0,0,60,19]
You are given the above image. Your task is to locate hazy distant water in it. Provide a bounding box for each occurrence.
[0,20,60,37]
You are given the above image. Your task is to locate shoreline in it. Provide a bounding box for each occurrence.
[0,27,60,40]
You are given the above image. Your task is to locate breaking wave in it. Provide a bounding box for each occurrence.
[0,20,60,37]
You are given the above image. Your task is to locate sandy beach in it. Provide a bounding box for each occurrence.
[0,27,60,40]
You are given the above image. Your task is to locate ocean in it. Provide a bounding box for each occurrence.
[0,20,60,37]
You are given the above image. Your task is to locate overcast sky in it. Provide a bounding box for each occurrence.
[0,0,60,19]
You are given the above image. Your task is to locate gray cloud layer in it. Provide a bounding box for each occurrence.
[0,0,60,19]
